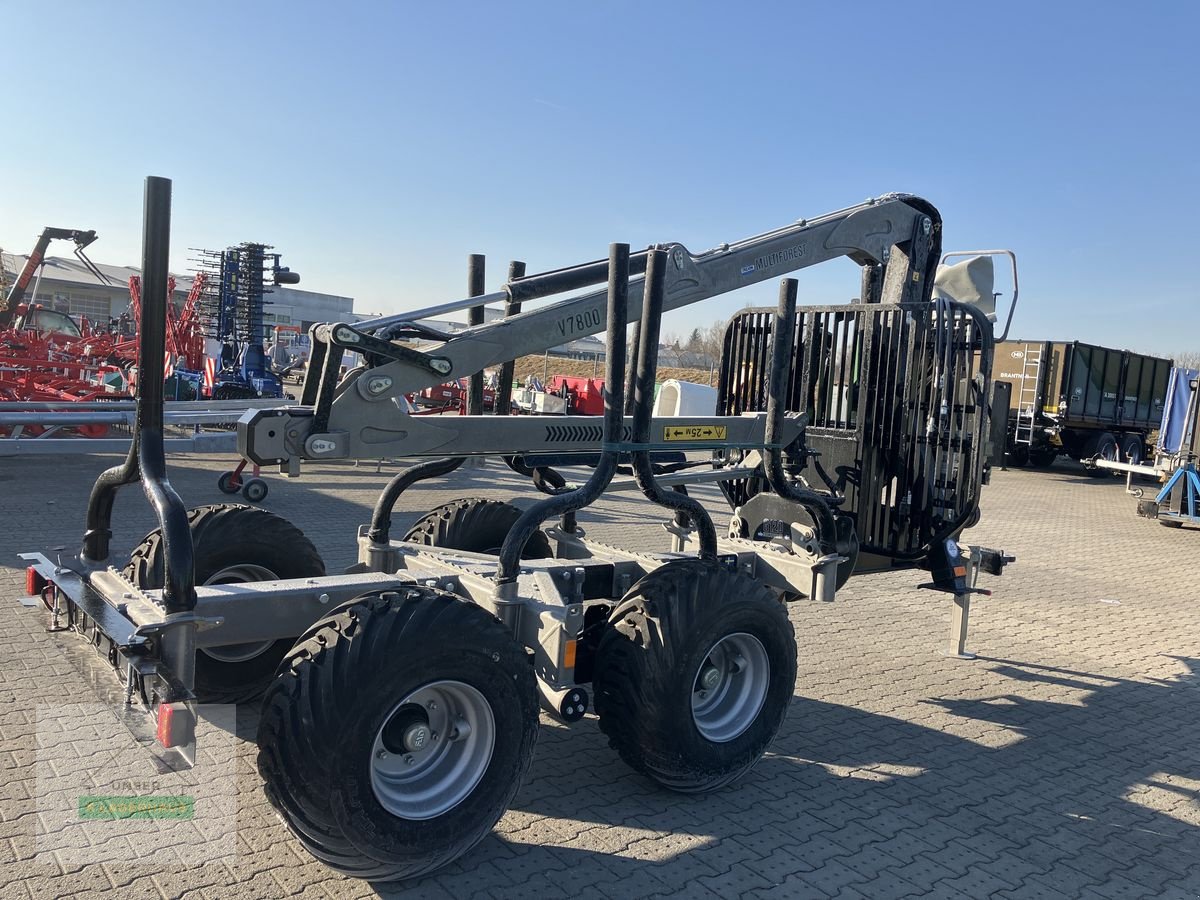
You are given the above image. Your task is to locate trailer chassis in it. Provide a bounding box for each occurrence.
[23,177,1011,881]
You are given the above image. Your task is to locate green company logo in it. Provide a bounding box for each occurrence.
[78,795,195,820]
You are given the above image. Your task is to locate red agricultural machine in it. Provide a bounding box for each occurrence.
[0,227,209,434]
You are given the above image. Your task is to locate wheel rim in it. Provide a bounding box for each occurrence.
[201,563,278,662]
[371,679,496,820]
[691,633,770,743]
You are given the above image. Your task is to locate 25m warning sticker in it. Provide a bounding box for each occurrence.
[663,425,727,442]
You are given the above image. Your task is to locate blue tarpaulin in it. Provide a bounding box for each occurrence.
[1158,367,1198,454]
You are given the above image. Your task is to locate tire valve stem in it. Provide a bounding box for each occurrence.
[449,718,471,742]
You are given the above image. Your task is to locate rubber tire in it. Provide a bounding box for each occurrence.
[402,499,552,558]
[1028,448,1058,468]
[257,589,538,882]
[1120,434,1144,466]
[242,478,269,503]
[124,504,325,704]
[1160,519,1184,529]
[592,558,797,793]
[1084,432,1119,478]
[217,471,240,494]
[1006,445,1029,468]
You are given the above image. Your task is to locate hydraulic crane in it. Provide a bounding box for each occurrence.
[0,227,107,329]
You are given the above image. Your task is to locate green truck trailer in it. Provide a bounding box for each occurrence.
[993,340,1173,473]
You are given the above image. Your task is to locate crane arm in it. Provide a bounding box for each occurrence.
[1,228,102,326]
[240,193,943,466]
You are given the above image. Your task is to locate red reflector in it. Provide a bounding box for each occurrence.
[156,702,195,749]
[26,567,46,596]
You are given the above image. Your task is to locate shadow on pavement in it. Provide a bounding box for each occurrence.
[381,655,1200,897]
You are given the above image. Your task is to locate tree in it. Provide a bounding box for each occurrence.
[1172,350,1200,369]
[703,321,726,360]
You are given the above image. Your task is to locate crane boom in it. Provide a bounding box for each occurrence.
[0,227,104,327]
[240,192,944,466]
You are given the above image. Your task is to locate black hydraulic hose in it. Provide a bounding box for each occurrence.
[764,278,838,553]
[502,454,569,494]
[629,250,718,559]
[495,243,631,585]
[532,466,572,495]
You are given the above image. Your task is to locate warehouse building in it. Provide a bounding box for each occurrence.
[0,251,356,331]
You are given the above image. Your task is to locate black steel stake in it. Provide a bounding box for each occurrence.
[763,278,838,552]
[628,250,718,559]
[495,260,525,416]
[494,243,632,586]
[367,254,495,543]
[467,254,485,416]
[82,178,196,619]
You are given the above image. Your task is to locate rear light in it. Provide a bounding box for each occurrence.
[156,702,195,749]
[26,566,46,596]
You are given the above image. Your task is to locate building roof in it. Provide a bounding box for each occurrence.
[0,253,353,307]
[1,253,151,292]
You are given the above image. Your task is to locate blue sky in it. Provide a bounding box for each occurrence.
[2,1,1197,356]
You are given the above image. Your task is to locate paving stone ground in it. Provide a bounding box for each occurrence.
[0,451,1197,899]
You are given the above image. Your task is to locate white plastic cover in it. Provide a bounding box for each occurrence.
[653,379,718,417]
[932,255,996,320]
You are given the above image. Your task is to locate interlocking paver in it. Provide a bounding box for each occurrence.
[0,453,1197,899]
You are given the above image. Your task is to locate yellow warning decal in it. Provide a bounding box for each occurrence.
[663,425,728,442]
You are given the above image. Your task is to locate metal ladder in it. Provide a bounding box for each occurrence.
[1014,345,1042,445]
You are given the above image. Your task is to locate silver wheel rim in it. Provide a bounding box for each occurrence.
[371,679,496,820]
[691,633,769,743]
[200,563,278,663]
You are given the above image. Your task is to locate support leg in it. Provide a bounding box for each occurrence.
[948,592,975,660]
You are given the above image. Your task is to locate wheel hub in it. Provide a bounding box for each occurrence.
[403,722,431,753]
[371,680,495,820]
[691,633,770,743]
